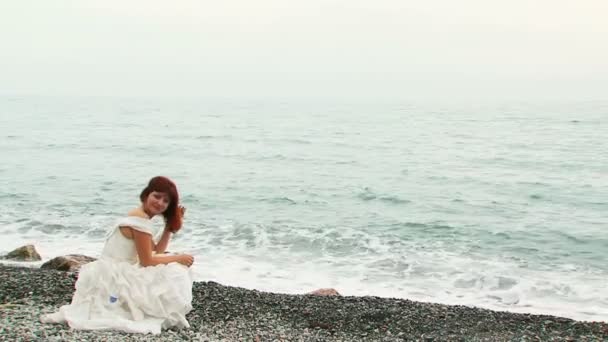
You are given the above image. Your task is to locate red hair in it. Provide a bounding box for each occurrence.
[140,176,182,232]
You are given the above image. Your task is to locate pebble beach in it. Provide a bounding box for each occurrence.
[1,265,606,341]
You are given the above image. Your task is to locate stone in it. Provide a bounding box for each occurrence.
[1,245,41,261]
[307,288,341,296]
[41,254,96,272]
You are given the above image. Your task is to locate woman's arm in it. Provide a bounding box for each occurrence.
[155,205,185,254]
[131,229,193,267]
[154,229,172,254]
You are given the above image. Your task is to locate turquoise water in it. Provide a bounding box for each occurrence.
[1,96,606,321]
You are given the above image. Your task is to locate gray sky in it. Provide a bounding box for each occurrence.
[1,0,607,100]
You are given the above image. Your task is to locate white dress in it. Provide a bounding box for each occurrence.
[41,216,193,334]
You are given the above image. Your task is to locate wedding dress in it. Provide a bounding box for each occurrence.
[41,216,193,334]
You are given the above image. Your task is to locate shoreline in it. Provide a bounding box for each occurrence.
[1,265,607,341]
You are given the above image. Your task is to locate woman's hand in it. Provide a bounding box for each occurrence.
[177,254,194,267]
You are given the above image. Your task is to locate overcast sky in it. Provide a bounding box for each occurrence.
[1,0,607,100]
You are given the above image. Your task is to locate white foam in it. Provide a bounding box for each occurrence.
[2,223,607,323]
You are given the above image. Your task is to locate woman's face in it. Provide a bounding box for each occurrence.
[144,191,170,216]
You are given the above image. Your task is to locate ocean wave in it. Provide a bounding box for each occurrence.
[356,188,411,204]
[259,197,297,205]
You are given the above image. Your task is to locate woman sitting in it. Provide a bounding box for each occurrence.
[41,176,195,334]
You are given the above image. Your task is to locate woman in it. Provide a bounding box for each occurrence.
[41,176,195,334]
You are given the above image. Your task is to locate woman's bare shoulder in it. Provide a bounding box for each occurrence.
[127,208,149,219]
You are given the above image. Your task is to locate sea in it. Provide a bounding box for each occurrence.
[1,95,606,322]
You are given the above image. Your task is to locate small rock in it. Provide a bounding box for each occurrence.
[307,288,341,296]
[41,254,96,272]
[1,245,41,261]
